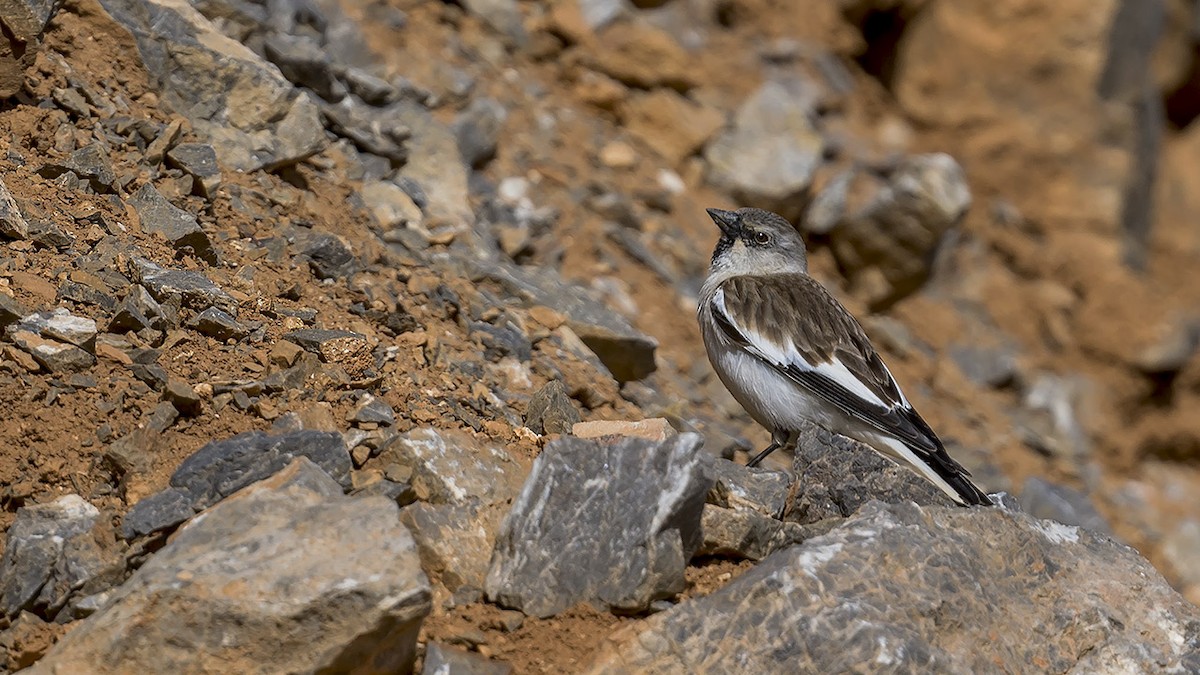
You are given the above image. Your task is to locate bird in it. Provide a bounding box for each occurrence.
[697,206,992,506]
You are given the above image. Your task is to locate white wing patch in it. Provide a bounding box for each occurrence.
[710,288,898,412]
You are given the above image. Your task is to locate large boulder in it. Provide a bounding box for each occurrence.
[586,500,1200,673]
[485,433,710,617]
[30,459,432,674]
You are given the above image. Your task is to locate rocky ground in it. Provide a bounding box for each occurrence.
[0,0,1199,672]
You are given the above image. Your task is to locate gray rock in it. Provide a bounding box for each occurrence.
[470,261,657,382]
[349,394,395,426]
[585,501,1200,673]
[341,67,398,105]
[524,380,580,435]
[262,32,344,102]
[471,320,531,362]
[1020,477,1113,536]
[949,343,1018,389]
[829,153,971,308]
[0,294,27,328]
[9,330,94,373]
[187,306,248,340]
[1163,520,1200,596]
[299,231,358,279]
[121,430,352,539]
[696,504,810,561]
[485,433,710,617]
[109,285,167,332]
[423,642,513,675]
[360,179,423,230]
[784,422,956,525]
[322,98,411,163]
[38,144,117,194]
[383,428,524,507]
[163,380,203,417]
[0,0,61,98]
[401,502,501,592]
[705,458,790,517]
[131,258,237,314]
[98,0,324,171]
[129,184,218,265]
[165,143,221,199]
[0,176,29,239]
[704,78,824,219]
[18,307,97,349]
[394,101,474,227]
[30,459,432,675]
[283,327,367,353]
[454,97,507,169]
[0,495,123,620]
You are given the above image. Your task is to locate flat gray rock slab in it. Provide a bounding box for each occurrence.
[121,429,351,539]
[30,459,432,675]
[586,501,1200,673]
[485,433,710,618]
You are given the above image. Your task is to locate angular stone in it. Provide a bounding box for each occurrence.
[585,502,1200,673]
[129,184,217,265]
[453,97,507,169]
[187,306,248,340]
[283,327,366,353]
[20,307,97,349]
[38,144,117,194]
[121,430,352,539]
[696,504,809,561]
[30,460,432,675]
[360,179,423,229]
[571,418,676,442]
[829,154,971,308]
[423,642,513,675]
[471,262,656,382]
[0,176,28,239]
[383,428,524,507]
[163,380,202,417]
[9,330,94,373]
[485,433,710,617]
[394,101,474,227]
[321,98,410,163]
[98,0,325,171]
[349,394,395,426]
[783,422,957,525]
[705,459,791,518]
[0,495,122,621]
[262,33,342,102]
[0,294,26,328]
[299,232,358,279]
[131,258,237,313]
[165,143,221,198]
[705,78,823,219]
[524,380,580,435]
[108,285,165,332]
[401,502,500,592]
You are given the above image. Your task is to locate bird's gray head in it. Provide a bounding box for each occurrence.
[705,207,808,276]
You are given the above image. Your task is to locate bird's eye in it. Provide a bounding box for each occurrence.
[753,231,771,245]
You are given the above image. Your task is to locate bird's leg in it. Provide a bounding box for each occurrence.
[746,429,791,467]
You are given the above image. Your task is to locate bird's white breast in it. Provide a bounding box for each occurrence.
[699,303,846,434]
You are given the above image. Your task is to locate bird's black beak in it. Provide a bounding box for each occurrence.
[706,208,740,237]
